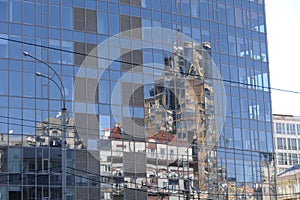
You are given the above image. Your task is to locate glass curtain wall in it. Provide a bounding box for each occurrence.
[0,0,275,199]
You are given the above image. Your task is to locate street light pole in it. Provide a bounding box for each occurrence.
[24,52,67,200]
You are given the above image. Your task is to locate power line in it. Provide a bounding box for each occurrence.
[1,36,300,95]
[0,117,276,159]
[64,164,278,198]
[0,113,280,160]
[0,36,296,198]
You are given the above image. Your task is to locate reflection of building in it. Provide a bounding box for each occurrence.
[273,114,300,174]
[0,145,102,199]
[29,117,83,149]
[1,0,275,199]
[276,165,300,200]
[0,116,98,199]
[96,41,216,199]
[144,41,217,199]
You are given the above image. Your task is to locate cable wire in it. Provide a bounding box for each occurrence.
[1,36,300,95]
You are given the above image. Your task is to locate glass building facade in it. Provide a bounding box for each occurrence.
[0,0,275,199]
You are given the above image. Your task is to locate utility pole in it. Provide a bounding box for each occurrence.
[24,52,67,200]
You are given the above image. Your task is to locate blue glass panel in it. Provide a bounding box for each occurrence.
[110,70,120,82]
[73,0,84,8]
[36,27,48,38]
[73,31,84,42]
[182,1,191,16]
[61,41,73,65]
[42,4,49,26]
[109,62,120,71]
[152,0,161,10]
[152,11,161,21]
[162,21,172,29]
[62,6,73,30]
[134,107,144,118]
[61,30,73,41]
[141,0,151,9]
[35,3,42,26]
[23,25,35,36]
[0,70,8,95]
[50,0,60,5]
[0,0,8,21]
[0,95,8,110]
[109,14,119,35]
[10,0,22,23]
[9,35,22,59]
[131,6,141,17]
[141,8,151,19]
[0,59,8,71]
[182,16,190,26]
[49,97,61,112]
[100,104,110,115]
[62,0,72,6]
[9,71,22,96]
[173,14,181,24]
[99,80,110,104]
[119,4,130,15]
[23,97,34,109]
[10,24,22,35]
[110,81,121,105]
[86,0,96,10]
[98,1,108,11]
[49,40,61,64]
[162,12,172,22]
[98,12,108,35]
[99,115,110,132]
[0,107,8,133]
[189,1,198,18]
[183,26,191,37]
[200,0,208,19]
[49,5,60,28]
[142,18,151,27]
[49,28,60,40]
[22,109,35,135]
[23,37,36,58]
[0,35,8,58]
[161,0,171,12]
[24,1,35,25]
[108,3,118,13]
[153,21,162,28]
[23,72,35,97]
[62,75,73,101]
[0,22,8,34]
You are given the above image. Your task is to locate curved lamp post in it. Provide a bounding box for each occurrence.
[24,52,67,200]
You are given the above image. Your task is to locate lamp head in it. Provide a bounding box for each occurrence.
[35,72,43,77]
[23,51,29,56]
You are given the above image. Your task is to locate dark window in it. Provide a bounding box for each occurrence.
[120,15,141,38]
[74,8,85,31]
[275,123,283,134]
[74,42,97,66]
[73,8,97,32]
[277,138,283,149]
[86,9,97,32]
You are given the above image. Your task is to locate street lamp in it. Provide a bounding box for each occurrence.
[24,52,67,200]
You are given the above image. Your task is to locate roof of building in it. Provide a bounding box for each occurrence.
[272,114,300,122]
[278,164,300,176]
[273,114,294,117]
